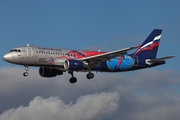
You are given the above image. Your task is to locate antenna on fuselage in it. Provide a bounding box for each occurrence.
[27,44,29,46]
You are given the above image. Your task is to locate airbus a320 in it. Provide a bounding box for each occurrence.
[3,29,174,83]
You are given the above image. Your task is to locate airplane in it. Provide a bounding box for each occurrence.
[3,29,174,83]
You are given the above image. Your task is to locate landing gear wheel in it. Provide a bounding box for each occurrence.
[86,73,94,79]
[69,77,77,84]
[68,71,77,83]
[23,72,28,76]
[23,65,29,77]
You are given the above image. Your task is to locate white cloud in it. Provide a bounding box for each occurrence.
[0,92,120,120]
[0,67,180,120]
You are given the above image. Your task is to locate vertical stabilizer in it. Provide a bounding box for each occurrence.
[133,29,162,59]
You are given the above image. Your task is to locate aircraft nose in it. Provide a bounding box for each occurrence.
[3,53,11,62]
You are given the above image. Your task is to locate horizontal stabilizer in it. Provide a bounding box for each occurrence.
[146,56,175,65]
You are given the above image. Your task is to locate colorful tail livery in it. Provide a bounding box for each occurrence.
[133,29,161,59]
[3,29,175,83]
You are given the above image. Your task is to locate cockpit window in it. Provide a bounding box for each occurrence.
[9,49,21,52]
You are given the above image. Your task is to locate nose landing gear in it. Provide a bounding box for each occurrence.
[23,65,29,77]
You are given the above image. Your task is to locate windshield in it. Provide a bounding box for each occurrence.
[10,49,21,52]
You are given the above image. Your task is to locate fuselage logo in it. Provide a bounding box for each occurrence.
[49,56,54,64]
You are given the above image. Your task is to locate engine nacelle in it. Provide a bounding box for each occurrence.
[39,67,63,78]
[64,59,84,70]
[54,58,66,66]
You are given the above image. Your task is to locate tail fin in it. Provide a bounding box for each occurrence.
[133,29,162,59]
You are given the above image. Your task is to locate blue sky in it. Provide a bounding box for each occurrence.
[0,1,180,120]
[0,0,179,70]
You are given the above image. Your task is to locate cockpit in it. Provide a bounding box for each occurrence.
[10,49,21,52]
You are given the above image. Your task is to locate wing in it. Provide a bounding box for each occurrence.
[78,46,137,67]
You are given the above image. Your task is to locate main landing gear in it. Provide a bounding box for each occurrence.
[86,72,94,79]
[23,65,29,77]
[68,71,94,84]
[68,71,77,84]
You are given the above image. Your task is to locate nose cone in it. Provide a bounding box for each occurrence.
[3,53,12,62]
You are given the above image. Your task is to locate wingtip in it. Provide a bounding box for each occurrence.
[169,56,175,58]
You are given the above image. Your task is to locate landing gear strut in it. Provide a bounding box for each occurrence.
[68,71,77,84]
[23,65,29,77]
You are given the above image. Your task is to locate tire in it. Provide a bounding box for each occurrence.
[23,72,28,76]
[69,77,77,83]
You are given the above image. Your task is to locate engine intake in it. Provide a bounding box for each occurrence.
[39,67,63,77]
[64,60,84,70]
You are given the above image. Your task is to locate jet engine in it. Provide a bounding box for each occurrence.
[64,59,84,70]
[39,67,63,77]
